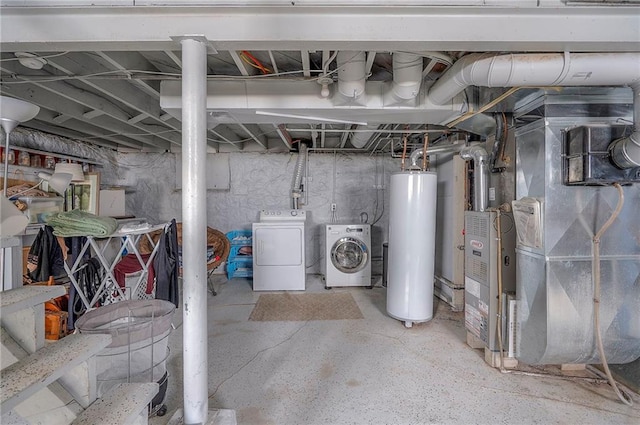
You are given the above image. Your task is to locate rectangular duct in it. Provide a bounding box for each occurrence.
[564,125,640,185]
[513,87,640,365]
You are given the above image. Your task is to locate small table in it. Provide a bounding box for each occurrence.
[63,223,168,310]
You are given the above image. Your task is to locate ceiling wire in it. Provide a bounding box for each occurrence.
[0,51,71,62]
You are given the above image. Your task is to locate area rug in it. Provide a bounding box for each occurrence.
[249,292,364,321]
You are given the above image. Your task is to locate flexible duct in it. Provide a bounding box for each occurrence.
[337,51,366,99]
[409,140,468,168]
[391,52,423,101]
[291,142,308,209]
[428,52,640,169]
[459,145,489,212]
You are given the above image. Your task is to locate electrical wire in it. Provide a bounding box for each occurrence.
[0,51,71,62]
[592,183,632,406]
[240,51,272,74]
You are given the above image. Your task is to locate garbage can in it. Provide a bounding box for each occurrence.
[75,299,175,416]
[382,242,388,287]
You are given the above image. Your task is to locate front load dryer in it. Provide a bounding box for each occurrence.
[324,224,372,289]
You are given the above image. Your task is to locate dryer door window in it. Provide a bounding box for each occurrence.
[331,237,368,274]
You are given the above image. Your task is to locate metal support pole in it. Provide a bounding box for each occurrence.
[180,37,208,425]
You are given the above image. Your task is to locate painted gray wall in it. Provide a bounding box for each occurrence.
[111,151,396,275]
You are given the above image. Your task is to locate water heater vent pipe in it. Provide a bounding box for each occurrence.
[459,145,489,212]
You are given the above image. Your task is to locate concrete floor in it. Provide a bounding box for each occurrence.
[151,275,640,425]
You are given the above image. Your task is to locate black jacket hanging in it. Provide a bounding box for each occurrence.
[26,225,65,283]
[154,219,179,306]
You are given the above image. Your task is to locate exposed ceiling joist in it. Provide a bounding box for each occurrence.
[0,74,173,150]
[164,50,182,69]
[267,50,279,74]
[301,50,311,78]
[45,53,182,146]
[95,51,164,98]
[237,123,267,149]
[274,124,292,150]
[229,51,250,76]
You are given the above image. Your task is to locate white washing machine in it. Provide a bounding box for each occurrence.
[324,224,372,288]
[252,209,306,291]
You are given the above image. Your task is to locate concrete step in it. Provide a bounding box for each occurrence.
[1,327,84,425]
[0,333,111,413]
[0,285,66,317]
[72,383,159,425]
[1,285,67,353]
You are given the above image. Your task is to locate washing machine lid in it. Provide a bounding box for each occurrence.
[331,237,369,274]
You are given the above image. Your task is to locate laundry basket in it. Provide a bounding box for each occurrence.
[139,223,230,275]
[75,299,175,416]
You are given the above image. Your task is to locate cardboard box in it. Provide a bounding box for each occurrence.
[45,310,68,340]
[99,189,125,217]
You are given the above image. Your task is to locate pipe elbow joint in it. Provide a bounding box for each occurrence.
[610,131,640,169]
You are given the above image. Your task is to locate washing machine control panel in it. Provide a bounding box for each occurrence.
[347,227,364,233]
[260,209,307,222]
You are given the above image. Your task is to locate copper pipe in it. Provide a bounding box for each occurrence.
[400,134,408,171]
[422,134,429,171]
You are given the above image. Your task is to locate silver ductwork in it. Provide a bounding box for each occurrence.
[459,145,489,212]
[609,83,640,168]
[428,52,640,169]
[291,142,308,209]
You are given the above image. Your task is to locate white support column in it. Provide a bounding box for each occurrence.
[180,36,209,425]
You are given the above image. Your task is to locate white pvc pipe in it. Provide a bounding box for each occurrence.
[180,37,209,425]
[428,52,640,106]
[391,52,423,100]
[337,51,366,99]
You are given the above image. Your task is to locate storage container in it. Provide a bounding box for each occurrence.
[18,196,64,224]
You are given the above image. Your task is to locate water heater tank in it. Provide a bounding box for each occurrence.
[386,171,438,327]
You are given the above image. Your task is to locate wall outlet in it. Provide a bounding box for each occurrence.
[331,203,336,211]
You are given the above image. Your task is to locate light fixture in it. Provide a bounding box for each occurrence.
[1,196,29,237]
[7,172,73,200]
[14,52,47,70]
[1,96,40,195]
[255,110,367,126]
[54,162,85,182]
[39,172,73,195]
[317,76,333,98]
